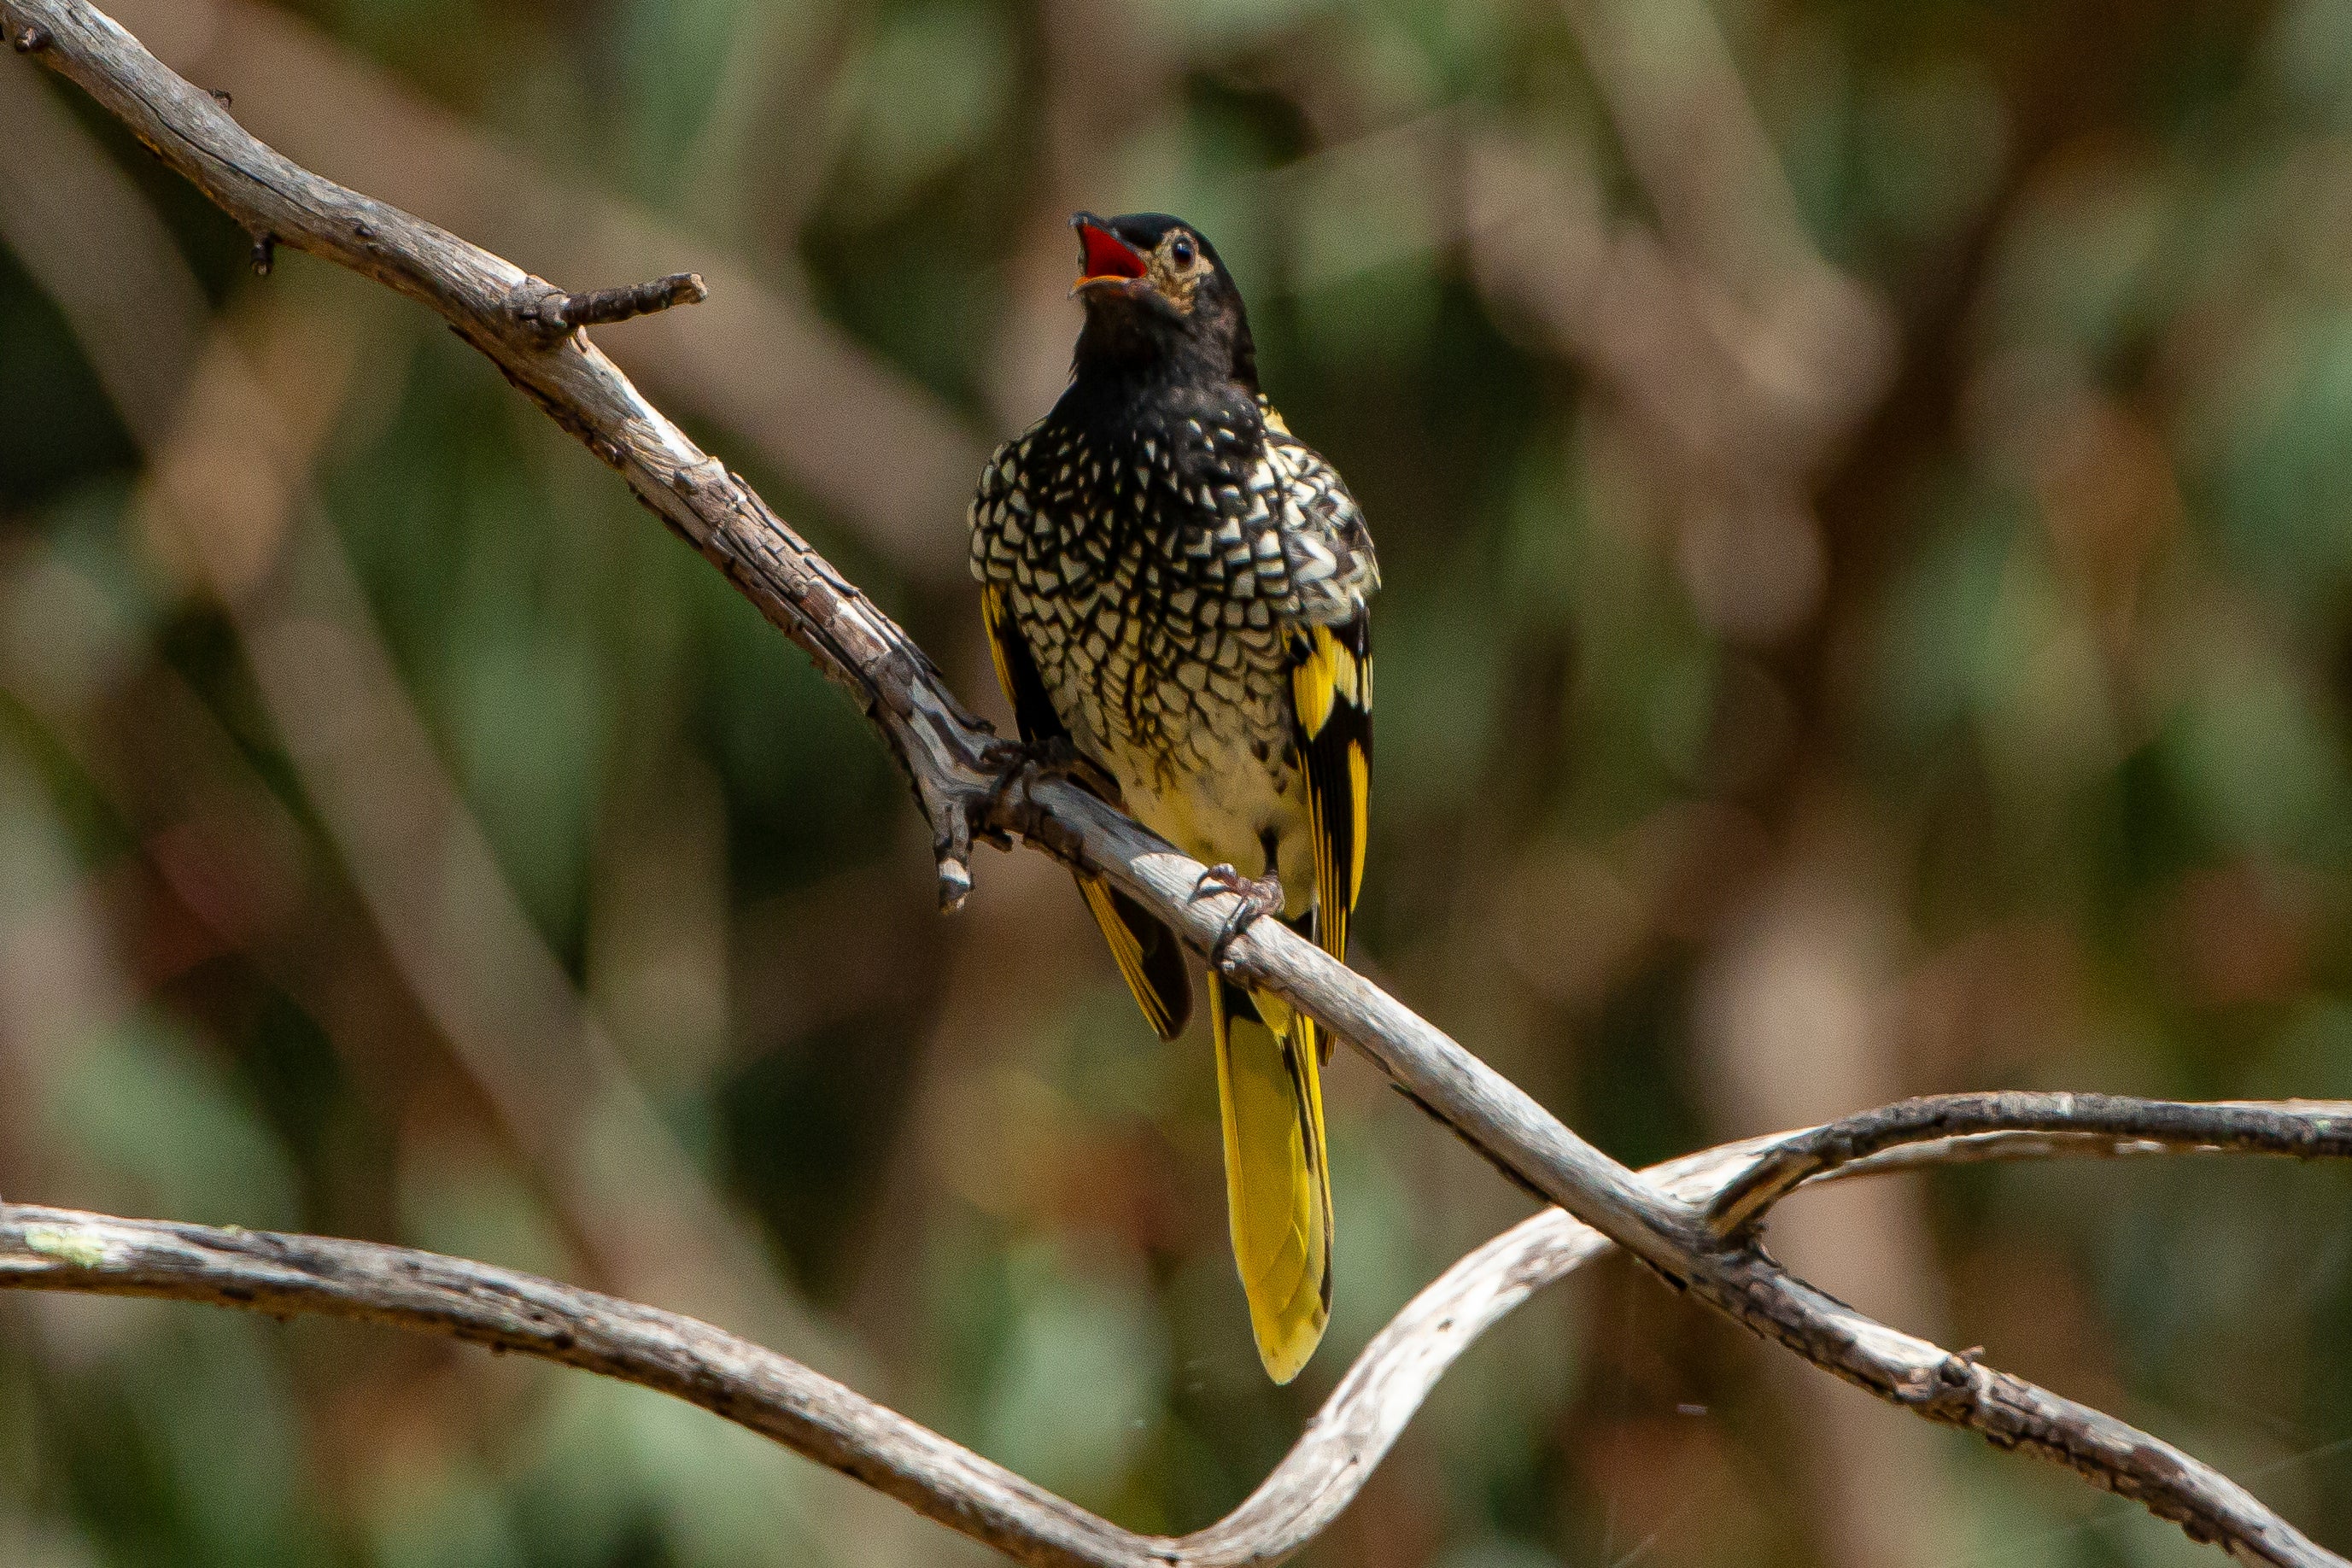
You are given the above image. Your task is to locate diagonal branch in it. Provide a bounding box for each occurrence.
[1,5,2343,1563]
[0,62,863,1382]
[4,1100,2345,1568]
[102,0,989,583]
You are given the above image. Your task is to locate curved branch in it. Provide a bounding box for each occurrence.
[1,6,2343,1564]
[0,1204,1145,1568]
[1711,1092,2352,1236]
[3,1100,2343,1568]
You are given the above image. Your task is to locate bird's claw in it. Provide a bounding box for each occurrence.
[1016,734,1120,803]
[982,734,1120,814]
[1192,863,1284,966]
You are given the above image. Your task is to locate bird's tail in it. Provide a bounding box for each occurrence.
[1208,968,1332,1384]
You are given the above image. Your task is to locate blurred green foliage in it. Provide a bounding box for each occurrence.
[4,0,2352,1564]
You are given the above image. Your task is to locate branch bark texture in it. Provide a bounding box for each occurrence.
[4,1098,2344,1568]
[2,4,2346,1564]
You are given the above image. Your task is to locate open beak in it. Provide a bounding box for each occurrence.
[1072,214,1149,295]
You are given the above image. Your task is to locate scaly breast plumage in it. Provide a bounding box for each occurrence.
[972,419,1303,797]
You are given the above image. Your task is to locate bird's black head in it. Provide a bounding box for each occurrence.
[1068,212,1257,394]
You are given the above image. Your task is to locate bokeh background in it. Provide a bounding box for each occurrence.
[3,0,2351,1563]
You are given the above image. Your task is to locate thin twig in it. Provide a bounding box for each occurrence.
[108,0,984,582]
[1,5,2343,1563]
[509,269,709,343]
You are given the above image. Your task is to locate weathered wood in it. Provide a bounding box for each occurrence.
[1710,1091,2352,1236]
[2,4,2345,1561]
[5,1103,2344,1568]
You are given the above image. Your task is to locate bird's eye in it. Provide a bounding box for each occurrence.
[1171,236,1196,266]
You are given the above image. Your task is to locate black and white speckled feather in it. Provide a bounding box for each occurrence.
[969,211,1376,1384]
[971,388,1374,880]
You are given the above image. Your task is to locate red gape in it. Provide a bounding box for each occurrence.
[1078,223,1148,281]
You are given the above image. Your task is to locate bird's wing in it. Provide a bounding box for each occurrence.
[1254,422,1373,1090]
[1260,408,1379,627]
[1205,434,1367,1381]
[980,581,1192,1040]
[1289,609,1372,972]
[1262,424,1374,972]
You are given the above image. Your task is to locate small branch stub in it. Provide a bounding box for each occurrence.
[7,0,2348,1559]
[510,272,710,344]
[563,270,709,328]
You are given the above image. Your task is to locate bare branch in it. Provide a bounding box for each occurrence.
[0,65,860,1382]
[102,0,986,582]
[3,1102,2343,1568]
[2,4,2343,1563]
[0,1204,1144,1568]
[1711,1092,2352,1237]
[510,269,710,342]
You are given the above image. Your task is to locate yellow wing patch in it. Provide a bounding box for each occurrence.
[1347,737,1369,904]
[1292,621,1371,977]
[1290,624,1364,740]
[1303,759,1344,965]
[980,584,1021,710]
[1294,653,1334,739]
[1081,875,1179,1039]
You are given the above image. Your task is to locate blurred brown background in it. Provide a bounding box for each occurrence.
[3,0,2350,1564]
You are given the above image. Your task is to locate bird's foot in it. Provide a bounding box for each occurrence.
[1014,734,1120,804]
[1192,863,1285,966]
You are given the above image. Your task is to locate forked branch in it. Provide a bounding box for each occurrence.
[5,1098,2345,1568]
[1,4,2344,1562]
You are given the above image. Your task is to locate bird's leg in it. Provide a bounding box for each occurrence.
[1023,734,1122,804]
[988,731,1121,807]
[1192,863,1285,966]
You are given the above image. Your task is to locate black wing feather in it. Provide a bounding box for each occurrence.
[1289,610,1372,1074]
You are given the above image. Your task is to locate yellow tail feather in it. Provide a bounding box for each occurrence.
[1208,972,1332,1384]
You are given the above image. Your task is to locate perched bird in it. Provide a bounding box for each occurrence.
[969,212,1377,1382]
